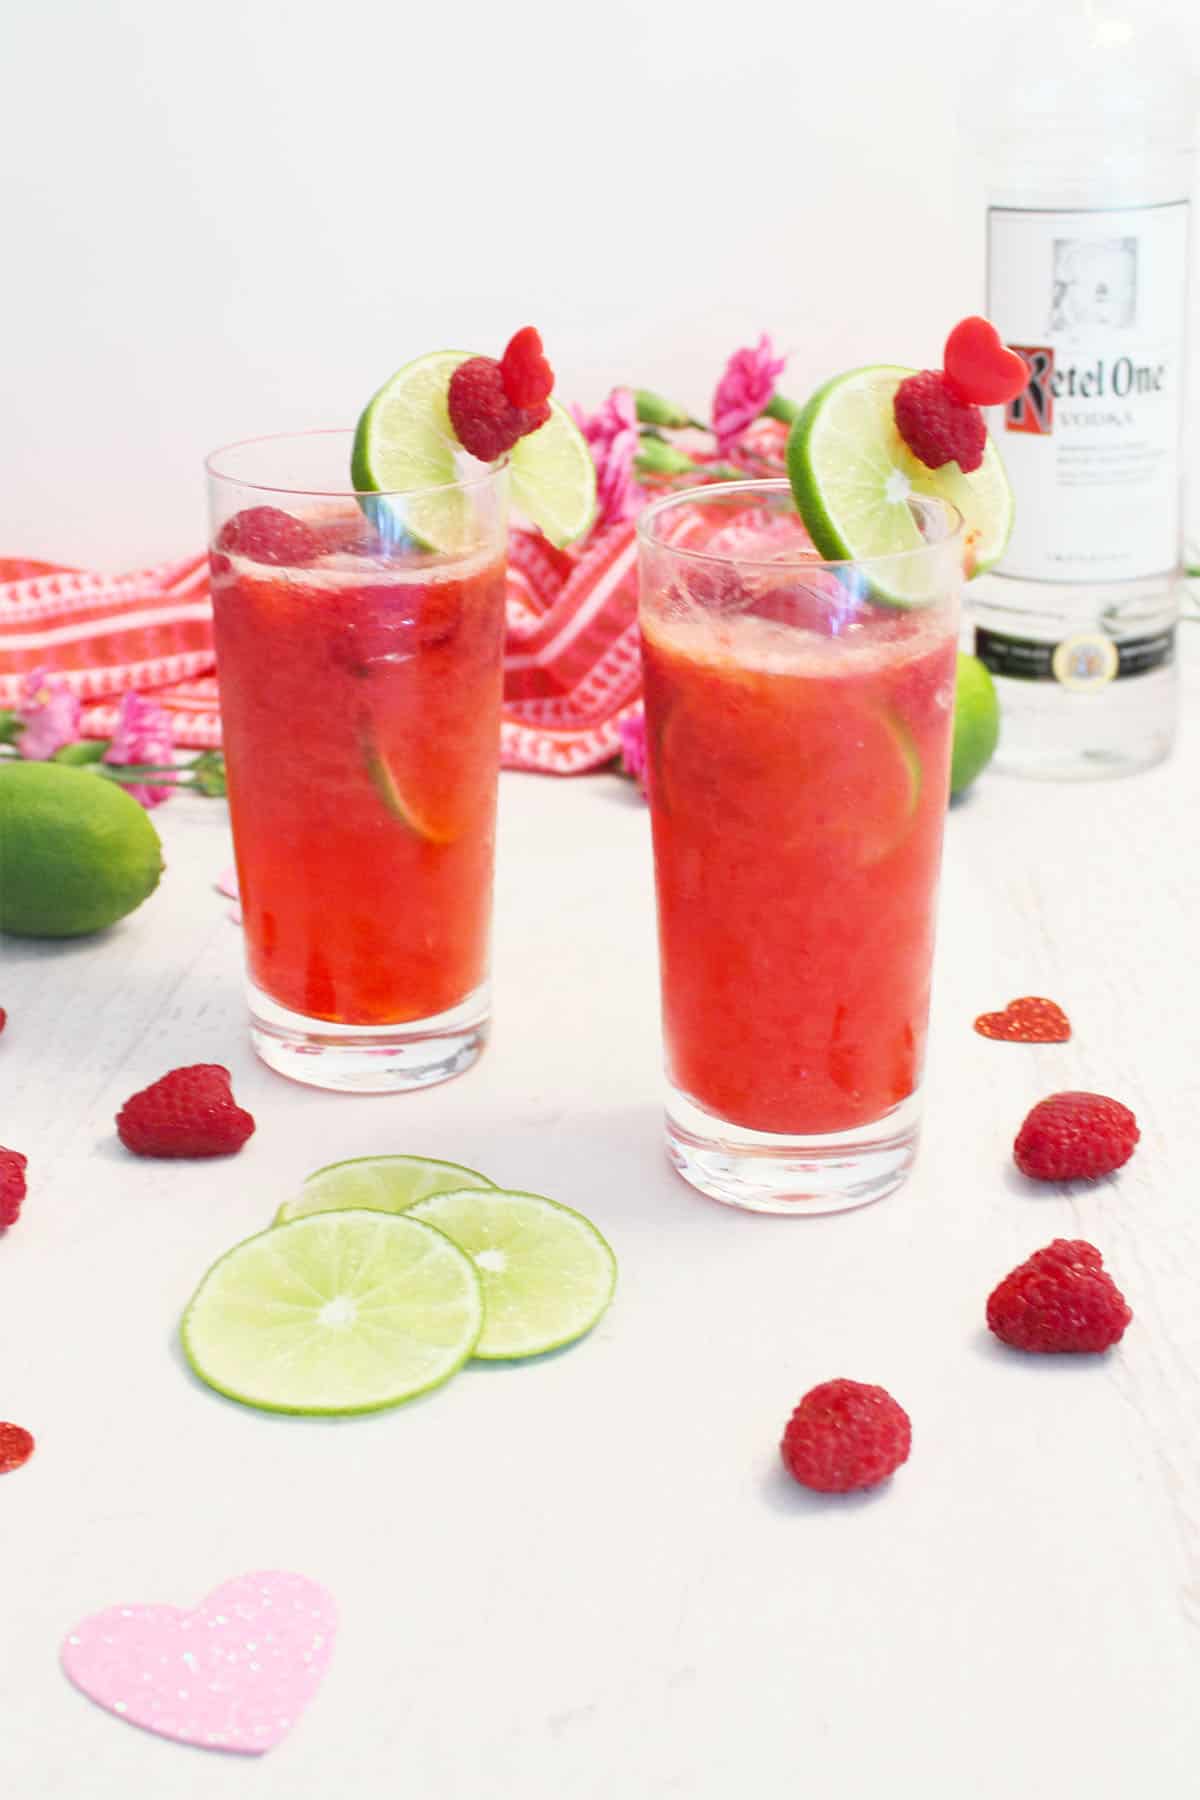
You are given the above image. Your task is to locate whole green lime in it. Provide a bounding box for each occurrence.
[950,652,1001,795]
[0,761,164,937]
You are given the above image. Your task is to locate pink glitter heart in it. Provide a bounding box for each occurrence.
[61,1571,336,1755]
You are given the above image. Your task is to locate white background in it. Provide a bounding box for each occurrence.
[3,0,1198,566]
[5,7,1200,1790]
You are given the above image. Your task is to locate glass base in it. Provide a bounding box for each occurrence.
[664,1083,921,1216]
[248,981,489,1094]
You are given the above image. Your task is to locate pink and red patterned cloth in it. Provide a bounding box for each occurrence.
[0,418,787,776]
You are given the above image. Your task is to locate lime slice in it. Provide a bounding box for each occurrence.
[351,350,476,553]
[181,1211,483,1415]
[408,1189,616,1360]
[507,405,596,547]
[786,365,1014,604]
[352,350,596,549]
[660,687,921,865]
[277,1154,495,1226]
[359,723,463,846]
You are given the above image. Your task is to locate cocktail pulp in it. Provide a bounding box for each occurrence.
[641,503,957,1137]
[212,515,506,1027]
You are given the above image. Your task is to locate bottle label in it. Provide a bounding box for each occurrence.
[986,201,1188,583]
[974,624,1176,686]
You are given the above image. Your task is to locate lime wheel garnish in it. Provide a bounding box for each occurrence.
[786,364,1014,604]
[352,349,595,550]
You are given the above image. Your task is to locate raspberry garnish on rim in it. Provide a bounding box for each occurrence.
[893,370,986,473]
[892,315,1027,473]
[351,340,595,549]
[447,327,555,462]
[447,355,550,462]
[784,326,1015,589]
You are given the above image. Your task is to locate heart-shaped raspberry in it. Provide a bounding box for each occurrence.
[944,317,1029,407]
[974,996,1071,1043]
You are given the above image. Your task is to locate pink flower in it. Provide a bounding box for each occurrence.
[572,387,641,530]
[617,706,648,793]
[712,334,787,456]
[215,864,242,925]
[15,669,81,760]
[104,691,175,807]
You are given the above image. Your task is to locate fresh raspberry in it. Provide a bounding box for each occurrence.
[780,1379,912,1494]
[0,1423,34,1474]
[447,356,551,462]
[893,370,986,473]
[1013,1091,1139,1182]
[0,1007,6,1035]
[116,1064,256,1159]
[987,1239,1132,1353]
[0,1148,27,1229]
[329,583,463,672]
[500,326,554,409]
[311,514,381,559]
[216,506,321,568]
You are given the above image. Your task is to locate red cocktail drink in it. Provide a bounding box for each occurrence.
[638,483,963,1213]
[214,541,505,1023]
[207,434,507,1092]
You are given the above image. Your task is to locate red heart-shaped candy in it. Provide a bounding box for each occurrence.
[974,996,1071,1043]
[944,317,1029,407]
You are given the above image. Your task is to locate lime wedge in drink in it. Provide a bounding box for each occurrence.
[181,1211,483,1415]
[276,1153,495,1225]
[786,364,1014,604]
[660,687,922,863]
[358,724,465,845]
[408,1188,617,1360]
[870,710,923,858]
[352,349,595,550]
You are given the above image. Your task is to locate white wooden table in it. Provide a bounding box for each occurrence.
[4,648,1199,1798]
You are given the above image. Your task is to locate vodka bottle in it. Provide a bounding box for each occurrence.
[970,1,1195,778]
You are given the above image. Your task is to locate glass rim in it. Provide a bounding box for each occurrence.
[204,428,508,502]
[636,478,966,572]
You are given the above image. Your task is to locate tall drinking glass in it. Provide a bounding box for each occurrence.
[637,480,965,1214]
[206,432,508,1092]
